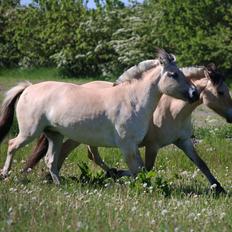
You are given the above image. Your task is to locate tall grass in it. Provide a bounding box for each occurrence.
[0,135,231,231]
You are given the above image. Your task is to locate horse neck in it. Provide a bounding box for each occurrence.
[125,65,163,118]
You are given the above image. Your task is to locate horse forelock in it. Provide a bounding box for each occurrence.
[114,59,160,85]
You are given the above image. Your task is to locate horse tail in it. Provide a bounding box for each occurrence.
[0,81,32,143]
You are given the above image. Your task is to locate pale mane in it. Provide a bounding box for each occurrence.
[115,59,159,85]
[180,66,205,80]
[114,48,176,85]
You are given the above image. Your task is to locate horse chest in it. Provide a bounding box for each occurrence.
[164,125,192,147]
[115,112,150,143]
[146,118,192,148]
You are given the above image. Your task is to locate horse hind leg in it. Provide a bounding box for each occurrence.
[1,134,34,178]
[87,146,112,173]
[57,139,80,171]
[87,146,129,178]
[1,108,45,178]
[22,134,49,173]
[44,131,63,185]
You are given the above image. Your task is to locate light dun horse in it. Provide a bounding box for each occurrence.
[0,49,198,184]
[24,63,231,194]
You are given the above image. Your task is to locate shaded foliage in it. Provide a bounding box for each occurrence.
[0,0,231,77]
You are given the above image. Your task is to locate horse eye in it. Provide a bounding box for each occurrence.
[169,72,178,79]
[217,91,224,96]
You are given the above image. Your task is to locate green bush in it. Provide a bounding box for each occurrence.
[0,0,232,77]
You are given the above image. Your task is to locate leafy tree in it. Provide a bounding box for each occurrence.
[145,0,232,72]
[0,0,231,76]
[0,3,21,67]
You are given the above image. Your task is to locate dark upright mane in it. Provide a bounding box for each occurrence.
[157,48,176,65]
[206,63,225,86]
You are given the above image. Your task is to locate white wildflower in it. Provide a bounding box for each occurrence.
[187,213,195,219]
[131,206,137,212]
[161,209,168,216]
[143,183,148,188]
[220,212,226,220]
[150,219,156,225]
[76,221,83,230]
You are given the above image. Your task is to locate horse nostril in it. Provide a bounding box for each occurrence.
[188,88,199,103]
[192,90,199,101]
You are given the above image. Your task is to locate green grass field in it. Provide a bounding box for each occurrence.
[0,68,232,231]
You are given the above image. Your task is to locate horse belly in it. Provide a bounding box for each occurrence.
[56,120,116,147]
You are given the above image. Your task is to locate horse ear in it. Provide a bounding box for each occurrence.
[156,48,165,65]
[170,54,176,62]
[204,63,224,85]
[156,48,169,65]
[206,63,216,72]
[156,48,176,65]
[204,63,216,81]
[204,69,211,80]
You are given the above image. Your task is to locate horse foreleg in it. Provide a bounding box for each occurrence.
[144,144,158,171]
[87,146,131,178]
[87,146,110,171]
[119,143,144,177]
[44,132,63,185]
[175,139,226,194]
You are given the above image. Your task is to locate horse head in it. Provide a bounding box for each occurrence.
[157,48,199,103]
[202,63,232,123]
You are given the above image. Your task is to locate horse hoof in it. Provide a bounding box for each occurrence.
[0,170,8,180]
[0,174,5,180]
[105,168,118,178]
[105,168,131,179]
[50,173,61,185]
[215,186,227,195]
[210,183,227,195]
[116,169,131,177]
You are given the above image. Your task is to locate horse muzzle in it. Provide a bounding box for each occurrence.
[225,109,232,123]
[186,86,199,103]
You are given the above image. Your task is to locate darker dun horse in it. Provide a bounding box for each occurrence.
[0,49,198,184]
[23,64,231,194]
